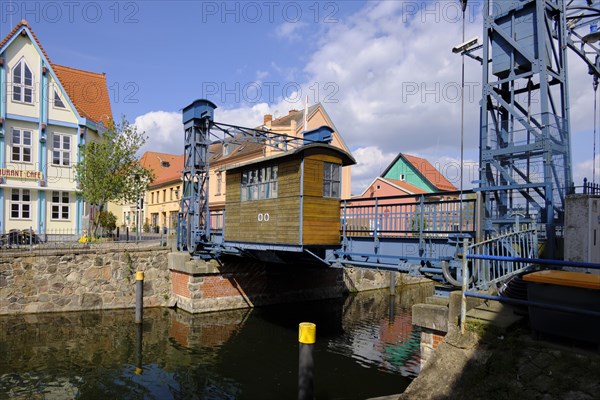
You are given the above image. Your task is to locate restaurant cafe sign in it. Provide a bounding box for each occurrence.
[0,168,42,180]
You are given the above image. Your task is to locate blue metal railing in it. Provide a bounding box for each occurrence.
[465,224,538,291]
[340,191,476,239]
[459,228,600,332]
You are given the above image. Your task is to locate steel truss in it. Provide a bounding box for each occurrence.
[479,0,600,257]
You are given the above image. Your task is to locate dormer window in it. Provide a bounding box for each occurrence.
[12,59,34,104]
[223,142,239,157]
[53,89,66,108]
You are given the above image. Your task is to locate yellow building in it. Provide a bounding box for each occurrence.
[142,152,183,232]
[0,20,112,235]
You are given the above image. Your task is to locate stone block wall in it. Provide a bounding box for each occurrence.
[0,246,172,315]
[0,245,432,315]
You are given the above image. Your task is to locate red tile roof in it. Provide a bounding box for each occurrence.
[139,152,184,187]
[52,64,112,124]
[1,20,112,125]
[401,154,458,192]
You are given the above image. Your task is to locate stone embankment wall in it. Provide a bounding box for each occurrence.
[0,243,429,315]
[0,245,172,315]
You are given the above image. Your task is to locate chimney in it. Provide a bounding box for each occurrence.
[264,114,273,124]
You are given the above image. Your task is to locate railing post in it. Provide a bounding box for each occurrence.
[418,195,425,255]
[341,200,348,251]
[373,197,379,238]
[460,237,469,335]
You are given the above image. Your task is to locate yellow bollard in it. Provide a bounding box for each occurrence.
[298,322,316,400]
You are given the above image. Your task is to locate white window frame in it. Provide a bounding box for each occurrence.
[11,128,33,163]
[323,162,341,198]
[10,188,31,220]
[241,165,278,202]
[52,133,71,166]
[216,171,223,195]
[51,191,70,220]
[53,88,66,109]
[12,59,34,104]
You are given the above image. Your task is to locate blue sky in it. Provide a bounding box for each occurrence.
[2,0,598,195]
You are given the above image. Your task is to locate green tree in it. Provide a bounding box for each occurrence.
[98,210,117,233]
[76,117,153,236]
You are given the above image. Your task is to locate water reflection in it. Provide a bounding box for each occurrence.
[0,283,433,400]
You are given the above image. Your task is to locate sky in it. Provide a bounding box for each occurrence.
[1,0,598,195]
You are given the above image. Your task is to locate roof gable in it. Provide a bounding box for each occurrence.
[381,153,457,192]
[0,20,52,63]
[0,20,112,125]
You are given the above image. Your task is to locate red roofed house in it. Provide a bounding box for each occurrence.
[0,20,112,235]
[356,153,458,199]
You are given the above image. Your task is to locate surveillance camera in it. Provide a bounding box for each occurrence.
[452,36,479,53]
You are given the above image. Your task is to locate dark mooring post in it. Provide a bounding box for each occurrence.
[389,271,396,296]
[135,271,144,324]
[298,322,316,400]
[135,322,143,375]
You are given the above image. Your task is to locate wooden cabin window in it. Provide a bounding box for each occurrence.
[323,162,341,198]
[241,165,278,201]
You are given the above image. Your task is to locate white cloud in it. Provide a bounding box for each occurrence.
[351,146,396,194]
[574,156,600,189]
[255,70,269,80]
[275,21,307,42]
[134,1,599,196]
[134,111,181,155]
[134,103,276,156]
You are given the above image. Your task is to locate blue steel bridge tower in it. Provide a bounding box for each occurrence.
[178,99,216,255]
[479,0,600,257]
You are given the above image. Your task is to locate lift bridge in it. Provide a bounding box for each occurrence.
[177,0,600,287]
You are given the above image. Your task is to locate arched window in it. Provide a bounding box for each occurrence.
[12,59,34,104]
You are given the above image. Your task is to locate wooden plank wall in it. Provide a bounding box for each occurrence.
[225,159,301,244]
[302,153,342,246]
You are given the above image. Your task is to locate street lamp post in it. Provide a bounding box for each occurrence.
[134,173,141,242]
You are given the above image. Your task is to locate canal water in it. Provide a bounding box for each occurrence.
[0,283,434,400]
